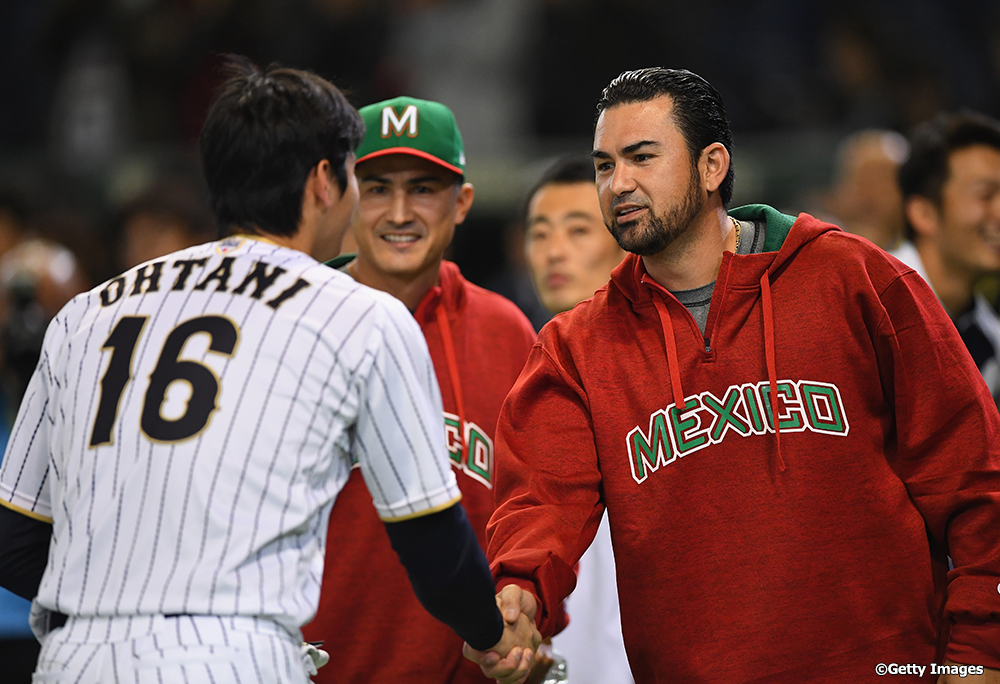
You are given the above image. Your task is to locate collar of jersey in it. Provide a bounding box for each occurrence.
[232,233,280,247]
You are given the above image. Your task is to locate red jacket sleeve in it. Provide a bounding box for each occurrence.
[876,271,1000,667]
[486,338,604,638]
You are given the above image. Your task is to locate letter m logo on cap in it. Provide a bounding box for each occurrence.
[381,105,418,138]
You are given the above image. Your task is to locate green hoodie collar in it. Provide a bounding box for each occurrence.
[729,204,796,252]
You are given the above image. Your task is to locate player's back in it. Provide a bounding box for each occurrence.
[18,236,403,631]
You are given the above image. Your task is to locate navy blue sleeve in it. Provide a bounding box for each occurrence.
[0,504,51,600]
[383,503,504,651]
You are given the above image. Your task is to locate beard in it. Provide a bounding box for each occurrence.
[607,165,703,257]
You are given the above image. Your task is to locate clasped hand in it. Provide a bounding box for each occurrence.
[463,585,542,684]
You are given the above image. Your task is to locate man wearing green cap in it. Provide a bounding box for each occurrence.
[303,97,538,683]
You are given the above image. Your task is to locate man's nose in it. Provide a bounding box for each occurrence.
[388,190,412,225]
[546,230,569,263]
[609,163,636,196]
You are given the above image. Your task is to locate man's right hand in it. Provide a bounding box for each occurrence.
[463,585,542,684]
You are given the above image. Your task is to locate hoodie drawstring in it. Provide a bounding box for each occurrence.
[645,269,786,476]
[434,302,467,461]
[650,293,687,411]
[759,271,787,473]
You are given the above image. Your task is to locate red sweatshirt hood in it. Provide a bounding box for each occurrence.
[412,260,466,322]
[608,205,843,476]
[413,260,470,462]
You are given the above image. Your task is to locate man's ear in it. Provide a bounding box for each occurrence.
[904,195,941,240]
[699,143,729,196]
[313,159,337,208]
[453,182,475,226]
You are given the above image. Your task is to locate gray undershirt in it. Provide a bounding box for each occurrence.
[670,218,766,340]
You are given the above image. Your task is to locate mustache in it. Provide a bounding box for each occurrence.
[610,194,649,213]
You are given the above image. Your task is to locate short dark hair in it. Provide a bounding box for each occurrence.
[898,110,1000,239]
[199,55,365,238]
[596,68,735,207]
[524,157,596,225]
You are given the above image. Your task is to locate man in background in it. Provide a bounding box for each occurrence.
[115,176,215,271]
[825,128,909,250]
[472,67,1000,683]
[894,111,1000,404]
[523,157,632,684]
[304,96,537,683]
[525,158,626,314]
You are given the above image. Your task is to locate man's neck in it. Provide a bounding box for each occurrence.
[234,223,314,256]
[641,206,736,291]
[349,256,441,312]
[915,240,976,317]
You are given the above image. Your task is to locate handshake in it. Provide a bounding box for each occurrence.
[463,585,544,684]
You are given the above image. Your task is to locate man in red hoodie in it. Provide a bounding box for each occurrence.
[303,96,538,683]
[468,69,1000,683]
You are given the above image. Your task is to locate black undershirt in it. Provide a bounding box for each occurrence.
[384,503,505,651]
[0,505,51,601]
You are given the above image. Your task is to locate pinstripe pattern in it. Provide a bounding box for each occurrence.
[33,615,305,683]
[0,238,458,653]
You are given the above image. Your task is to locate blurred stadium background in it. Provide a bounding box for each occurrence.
[1,0,1000,679]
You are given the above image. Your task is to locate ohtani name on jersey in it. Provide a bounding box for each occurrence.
[99,256,310,311]
[627,379,849,484]
[444,412,493,489]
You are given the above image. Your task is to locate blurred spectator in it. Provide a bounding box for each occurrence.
[0,237,87,684]
[0,239,89,403]
[524,157,624,314]
[115,176,215,271]
[824,129,909,249]
[523,157,632,684]
[894,110,1000,404]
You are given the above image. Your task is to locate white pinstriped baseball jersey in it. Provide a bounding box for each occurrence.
[0,236,459,634]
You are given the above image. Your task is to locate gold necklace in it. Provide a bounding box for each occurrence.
[730,216,742,252]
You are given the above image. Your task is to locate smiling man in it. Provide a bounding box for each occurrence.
[893,111,1000,404]
[469,68,1000,683]
[303,96,537,684]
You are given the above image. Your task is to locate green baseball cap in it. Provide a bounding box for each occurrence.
[355,96,466,176]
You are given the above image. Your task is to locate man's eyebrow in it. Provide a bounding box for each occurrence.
[563,211,596,221]
[591,140,660,158]
[622,140,659,154]
[405,175,448,185]
[358,174,448,184]
[528,215,552,226]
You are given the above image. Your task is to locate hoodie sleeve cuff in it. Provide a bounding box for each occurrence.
[946,621,1000,669]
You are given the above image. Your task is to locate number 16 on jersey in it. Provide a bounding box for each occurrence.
[90,315,240,447]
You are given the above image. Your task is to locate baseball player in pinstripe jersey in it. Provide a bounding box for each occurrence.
[0,56,539,683]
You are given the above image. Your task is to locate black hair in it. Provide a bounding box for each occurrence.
[596,68,735,207]
[199,55,365,238]
[898,110,1000,239]
[524,157,595,217]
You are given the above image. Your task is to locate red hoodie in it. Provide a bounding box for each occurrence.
[488,205,1000,683]
[304,259,536,683]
